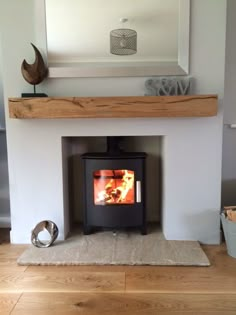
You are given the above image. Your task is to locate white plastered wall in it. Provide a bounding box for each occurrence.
[1,0,226,244]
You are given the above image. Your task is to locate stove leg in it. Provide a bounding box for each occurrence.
[141,226,147,235]
[83,226,92,235]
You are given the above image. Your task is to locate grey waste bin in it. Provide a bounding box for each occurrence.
[221,213,236,258]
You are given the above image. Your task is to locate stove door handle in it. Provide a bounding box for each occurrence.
[136,181,141,203]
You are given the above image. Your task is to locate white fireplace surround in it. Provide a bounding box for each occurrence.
[7,115,222,244]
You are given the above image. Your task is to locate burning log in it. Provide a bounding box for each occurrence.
[94,169,134,204]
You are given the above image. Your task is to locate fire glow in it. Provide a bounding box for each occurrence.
[94,169,134,205]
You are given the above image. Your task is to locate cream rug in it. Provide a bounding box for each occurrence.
[17,227,210,266]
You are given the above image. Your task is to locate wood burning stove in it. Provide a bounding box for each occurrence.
[81,137,147,234]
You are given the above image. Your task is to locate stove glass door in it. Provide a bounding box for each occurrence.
[93,169,135,205]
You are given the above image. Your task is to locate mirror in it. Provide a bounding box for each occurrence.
[44,0,190,78]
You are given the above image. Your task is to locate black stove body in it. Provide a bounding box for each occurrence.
[81,138,147,234]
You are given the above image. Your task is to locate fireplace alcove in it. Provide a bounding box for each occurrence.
[64,136,162,235]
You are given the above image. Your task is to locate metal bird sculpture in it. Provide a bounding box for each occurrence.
[21,43,48,94]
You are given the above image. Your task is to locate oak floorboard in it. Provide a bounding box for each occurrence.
[0,271,125,293]
[1,241,236,314]
[0,293,21,315]
[1,244,236,295]
[126,245,236,293]
[0,244,28,272]
[11,292,236,315]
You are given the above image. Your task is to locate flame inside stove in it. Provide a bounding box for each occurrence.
[94,169,134,205]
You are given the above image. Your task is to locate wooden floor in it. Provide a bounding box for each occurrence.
[1,229,236,314]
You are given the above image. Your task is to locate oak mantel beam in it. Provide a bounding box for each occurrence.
[8,95,218,119]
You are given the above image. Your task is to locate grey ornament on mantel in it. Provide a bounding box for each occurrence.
[145,76,192,96]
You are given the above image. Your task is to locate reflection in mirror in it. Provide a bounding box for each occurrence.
[44,0,190,77]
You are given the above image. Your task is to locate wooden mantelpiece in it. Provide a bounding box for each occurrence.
[8,95,217,119]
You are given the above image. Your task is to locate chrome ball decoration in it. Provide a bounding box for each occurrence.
[31,220,59,248]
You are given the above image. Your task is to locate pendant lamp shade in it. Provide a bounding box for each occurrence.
[110,19,137,55]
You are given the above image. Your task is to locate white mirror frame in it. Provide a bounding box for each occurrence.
[37,0,190,78]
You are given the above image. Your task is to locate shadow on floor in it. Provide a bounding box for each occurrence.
[0,228,10,244]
